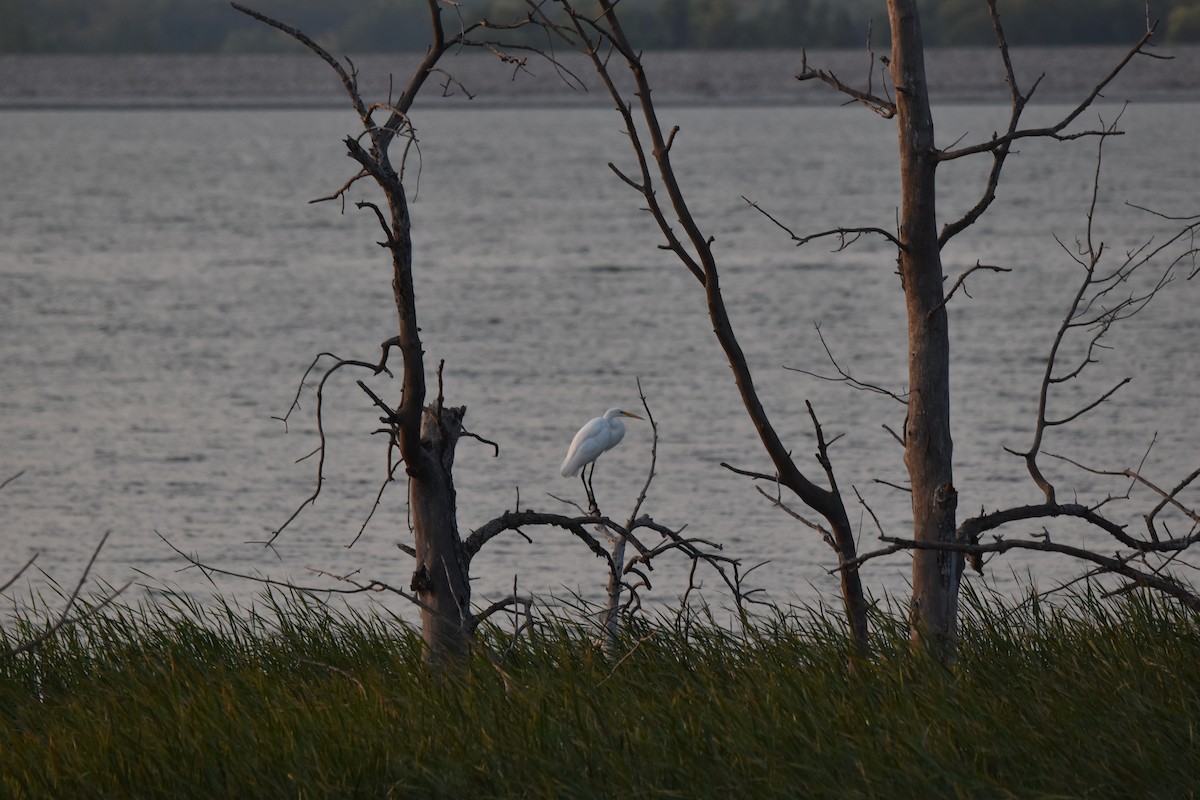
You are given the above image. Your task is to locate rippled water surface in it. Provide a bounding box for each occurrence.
[1,49,1198,620]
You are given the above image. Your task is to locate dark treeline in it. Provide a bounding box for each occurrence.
[1,0,1197,54]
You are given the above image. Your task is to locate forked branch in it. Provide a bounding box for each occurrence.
[1012,131,1189,507]
[535,0,870,646]
[796,21,896,118]
[935,1,1157,247]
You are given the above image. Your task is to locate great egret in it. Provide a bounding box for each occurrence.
[560,408,644,478]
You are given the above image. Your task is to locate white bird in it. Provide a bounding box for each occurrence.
[560,408,644,478]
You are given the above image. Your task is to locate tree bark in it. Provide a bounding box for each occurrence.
[888,0,961,656]
[376,167,472,662]
[409,404,470,661]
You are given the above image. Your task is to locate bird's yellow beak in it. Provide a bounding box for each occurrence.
[621,411,644,420]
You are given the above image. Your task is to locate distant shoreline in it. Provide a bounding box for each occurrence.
[2,45,1196,110]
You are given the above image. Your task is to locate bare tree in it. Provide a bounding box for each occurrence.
[538,0,1196,658]
[227,2,746,662]
[798,0,1197,653]
[533,0,875,648]
[230,0,529,661]
[850,132,1200,612]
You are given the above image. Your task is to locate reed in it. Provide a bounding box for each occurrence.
[2,585,1197,798]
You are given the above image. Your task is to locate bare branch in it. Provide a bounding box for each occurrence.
[850,534,1200,613]
[936,6,1160,247]
[231,3,369,121]
[622,378,658,533]
[467,593,534,636]
[346,449,404,549]
[719,461,778,483]
[1145,467,1200,533]
[1044,453,1200,535]
[937,24,1158,164]
[1044,377,1130,427]
[0,470,25,493]
[958,502,1197,554]
[755,485,834,543]
[266,353,395,547]
[873,477,912,494]
[464,510,623,567]
[743,196,904,251]
[881,423,905,447]
[309,169,371,207]
[459,426,500,456]
[784,323,908,404]
[796,37,897,119]
[0,553,38,596]
[1016,131,1123,505]
[937,0,1027,246]
[853,485,888,540]
[930,261,1012,315]
[161,530,431,608]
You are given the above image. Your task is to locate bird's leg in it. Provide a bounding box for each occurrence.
[582,463,600,516]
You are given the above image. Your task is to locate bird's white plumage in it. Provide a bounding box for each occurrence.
[560,408,643,478]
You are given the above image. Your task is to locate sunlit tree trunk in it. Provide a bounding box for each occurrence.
[888,0,961,656]
[408,405,470,661]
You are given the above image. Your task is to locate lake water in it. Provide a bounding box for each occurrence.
[1,47,1198,624]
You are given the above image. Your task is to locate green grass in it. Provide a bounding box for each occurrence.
[1,586,1198,798]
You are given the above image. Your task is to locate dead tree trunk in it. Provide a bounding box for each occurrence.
[355,147,474,661]
[888,0,961,655]
[408,405,470,660]
[358,97,474,661]
[233,1,482,661]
